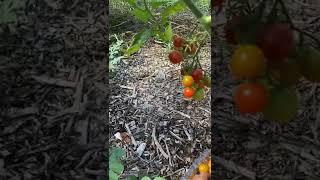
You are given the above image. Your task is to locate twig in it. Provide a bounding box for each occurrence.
[213,155,256,180]
[125,123,138,147]
[152,126,169,159]
[31,75,76,88]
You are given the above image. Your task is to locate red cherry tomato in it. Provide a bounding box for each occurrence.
[257,23,294,61]
[234,83,268,113]
[173,35,185,48]
[168,50,183,64]
[191,68,204,81]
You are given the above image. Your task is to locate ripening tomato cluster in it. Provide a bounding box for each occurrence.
[190,158,211,180]
[168,35,211,101]
[225,16,320,123]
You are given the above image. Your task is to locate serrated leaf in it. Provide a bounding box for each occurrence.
[109,170,120,180]
[109,159,124,174]
[161,0,186,20]
[133,8,152,22]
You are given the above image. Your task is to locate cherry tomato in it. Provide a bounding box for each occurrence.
[182,75,194,87]
[191,68,204,81]
[183,87,196,98]
[263,87,298,123]
[257,23,294,61]
[168,50,183,64]
[193,88,205,101]
[230,45,265,78]
[233,83,268,113]
[173,35,185,48]
[198,163,209,173]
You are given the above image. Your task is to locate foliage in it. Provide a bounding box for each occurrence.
[109,147,126,180]
[0,0,24,24]
[121,0,210,56]
[109,34,125,74]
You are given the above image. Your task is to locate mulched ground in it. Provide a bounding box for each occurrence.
[212,1,320,179]
[0,1,107,179]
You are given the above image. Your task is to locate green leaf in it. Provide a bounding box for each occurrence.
[109,170,120,180]
[154,177,166,180]
[125,44,142,56]
[141,177,152,180]
[150,0,168,9]
[125,0,137,6]
[110,147,126,160]
[161,0,186,20]
[163,22,173,42]
[0,0,21,24]
[109,159,124,174]
[126,29,153,56]
[133,8,152,22]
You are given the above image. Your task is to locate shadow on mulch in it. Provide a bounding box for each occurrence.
[0,1,108,179]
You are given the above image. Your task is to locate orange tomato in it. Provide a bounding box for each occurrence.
[230,45,265,78]
[198,163,210,173]
[183,87,196,98]
[182,75,194,87]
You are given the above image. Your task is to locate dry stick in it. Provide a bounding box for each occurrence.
[278,0,320,46]
[213,155,256,180]
[31,75,76,88]
[152,126,169,159]
[125,123,138,147]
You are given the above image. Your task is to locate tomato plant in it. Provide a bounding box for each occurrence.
[225,0,320,123]
[122,0,211,102]
[233,83,268,113]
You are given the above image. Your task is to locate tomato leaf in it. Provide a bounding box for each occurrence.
[150,0,169,9]
[133,8,152,22]
[141,177,152,180]
[154,177,166,180]
[124,0,137,7]
[126,29,153,56]
[109,170,120,180]
[162,22,173,42]
[110,147,126,159]
[161,0,186,20]
[109,159,124,174]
